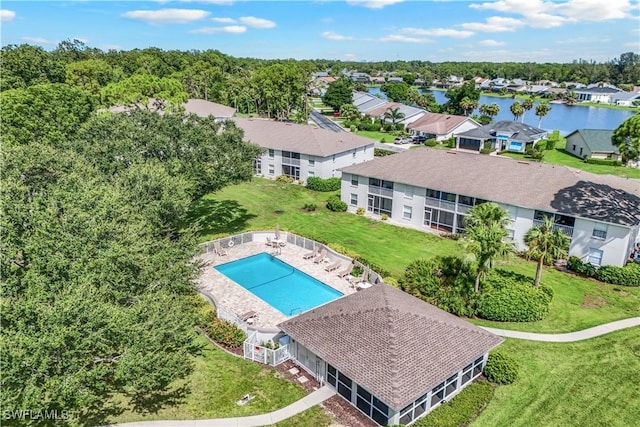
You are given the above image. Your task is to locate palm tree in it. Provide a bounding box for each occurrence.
[460,97,477,116]
[464,203,515,293]
[510,101,524,121]
[565,91,577,106]
[521,96,534,123]
[479,103,500,121]
[535,103,551,128]
[524,217,571,287]
[383,107,405,129]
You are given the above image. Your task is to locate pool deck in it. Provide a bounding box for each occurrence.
[196,242,358,330]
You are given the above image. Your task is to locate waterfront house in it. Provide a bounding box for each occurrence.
[407,113,480,142]
[339,148,640,267]
[455,121,547,153]
[565,129,619,160]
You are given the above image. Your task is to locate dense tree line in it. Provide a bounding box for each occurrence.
[0,82,262,424]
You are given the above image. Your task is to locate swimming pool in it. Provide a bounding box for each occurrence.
[215,253,343,316]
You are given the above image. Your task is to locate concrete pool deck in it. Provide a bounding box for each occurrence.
[196,241,358,330]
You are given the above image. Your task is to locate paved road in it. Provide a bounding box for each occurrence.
[111,386,336,427]
[309,111,344,133]
[481,317,640,342]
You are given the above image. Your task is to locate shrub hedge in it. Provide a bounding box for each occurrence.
[206,318,246,348]
[275,175,294,183]
[595,263,640,287]
[306,176,341,192]
[584,157,622,166]
[484,352,519,385]
[476,270,552,322]
[567,256,597,277]
[326,195,347,212]
[413,380,494,427]
[374,148,396,157]
[425,138,438,147]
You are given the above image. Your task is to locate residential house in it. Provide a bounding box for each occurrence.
[611,91,640,107]
[339,148,640,267]
[574,85,622,103]
[234,118,375,181]
[108,98,236,121]
[407,113,480,142]
[353,92,388,114]
[370,76,386,84]
[565,129,619,160]
[387,76,404,83]
[473,77,490,89]
[455,121,547,153]
[278,284,502,426]
[364,102,427,127]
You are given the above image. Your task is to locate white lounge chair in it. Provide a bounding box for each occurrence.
[313,249,327,264]
[325,261,341,272]
[303,246,320,259]
[337,264,354,278]
[214,241,228,256]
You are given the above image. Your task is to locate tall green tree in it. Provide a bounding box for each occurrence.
[460,97,478,116]
[464,203,515,293]
[0,44,66,89]
[522,96,534,122]
[380,82,410,102]
[339,103,360,120]
[444,81,480,115]
[524,217,571,287]
[479,103,500,121]
[383,107,406,128]
[611,114,640,164]
[323,77,353,112]
[535,102,551,128]
[100,73,188,111]
[65,59,119,96]
[509,101,524,121]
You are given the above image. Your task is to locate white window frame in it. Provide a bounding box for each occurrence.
[592,223,607,240]
[268,164,274,176]
[268,149,274,159]
[403,205,412,220]
[587,248,604,266]
[350,193,358,206]
[308,157,315,167]
[404,185,414,199]
[351,175,358,186]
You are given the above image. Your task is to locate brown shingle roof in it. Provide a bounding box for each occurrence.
[340,148,640,227]
[233,118,375,157]
[184,99,236,118]
[407,112,474,135]
[278,284,502,411]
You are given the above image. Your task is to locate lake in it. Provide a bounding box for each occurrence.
[367,87,637,135]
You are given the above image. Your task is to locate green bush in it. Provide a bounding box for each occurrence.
[356,207,365,215]
[476,270,552,322]
[302,203,317,212]
[326,195,347,212]
[381,213,389,220]
[374,148,395,157]
[445,137,456,148]
[596,263,640,287]
[567,256,597,277]
[206,318,246,348]
[484,352,519,385]
[327,243,359,259]
[414,380,494,427]
[276,175,294,183]
[425,138,438,147]
[584,157,622,166]
[545,138,557,150]
[306,176,341,192]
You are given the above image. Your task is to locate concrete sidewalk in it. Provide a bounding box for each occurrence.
[111,385,336,427]
[481,317,640,342]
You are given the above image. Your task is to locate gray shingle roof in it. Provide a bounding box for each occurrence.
[566,129,618,154]
[184,99,236,118]
[340,148,640,227]
[278,284,502,411]
[233,118,375,157]
[456,120,546,142]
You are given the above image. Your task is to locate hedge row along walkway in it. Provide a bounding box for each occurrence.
[480,317,640,342]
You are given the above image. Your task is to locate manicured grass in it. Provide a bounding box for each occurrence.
[273,407,332,426]
[354,129,395,142]
[416,380,494,427]
[499,138,640,179]
[106,335,319,424]
[188,179,640,332]
[472,328,640,427]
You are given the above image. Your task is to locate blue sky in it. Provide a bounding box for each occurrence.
[1,1,639,62]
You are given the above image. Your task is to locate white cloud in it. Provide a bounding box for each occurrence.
[211,17,236,23]
[344,53,358,59]
[477,39,505,46]
[321,31,353,41]
[460,16,524,32]
[1,9,16,21]
[123,9,209,24]
[379,34,432,43]
[239,16,276,29]
[22,36,57,45]
[624,41,640,49]
[191,25,246,34]
[470,0,633,25]
[346,0,404,9]
[401,27,474,38]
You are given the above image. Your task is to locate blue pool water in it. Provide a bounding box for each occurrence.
[215,253,343,315]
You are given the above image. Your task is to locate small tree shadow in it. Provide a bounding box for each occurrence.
[127,385,191,415]
[183,199,256,237]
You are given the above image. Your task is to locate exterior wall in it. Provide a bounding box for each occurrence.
[257,144,374,181]
[340,174,635,267]
[569,219,632,267]
[565,133,590,159]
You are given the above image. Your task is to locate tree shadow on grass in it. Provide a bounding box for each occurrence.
[184,198,256,237]
[128,385,191,416]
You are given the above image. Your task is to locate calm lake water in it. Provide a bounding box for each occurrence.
[367,87,637,135]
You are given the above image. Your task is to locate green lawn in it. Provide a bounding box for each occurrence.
[499,139,640,179]
[354,129,395,142]
[187,179,640,332]
[472,328,640,427]
[106,335,331,425]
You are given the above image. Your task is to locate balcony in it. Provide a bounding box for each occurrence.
[282,157,301,166]
[368,185,394,198]
[425,197,456,212]
[533,219,574,237]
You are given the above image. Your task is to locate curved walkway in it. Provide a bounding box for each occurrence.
[112,386,335,427]
[480,317,640,342]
